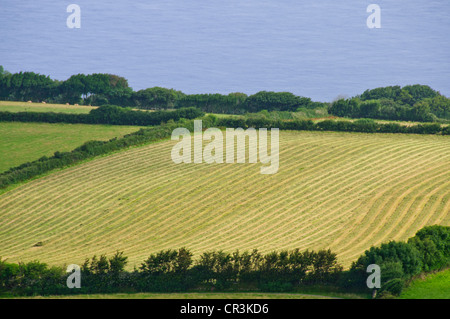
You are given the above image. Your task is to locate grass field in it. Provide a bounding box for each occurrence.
[0,130,448,269]
[0,101,96,113]
[399,269,450,299]
[1,292,352,299]
[0,122,142,173]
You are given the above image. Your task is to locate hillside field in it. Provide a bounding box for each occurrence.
[0,129,448,269]
[0,122,143,173]
[0,101,96,113]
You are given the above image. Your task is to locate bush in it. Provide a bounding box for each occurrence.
[352,118,378,133]
[0,106,204,126]
[379,278,405,297]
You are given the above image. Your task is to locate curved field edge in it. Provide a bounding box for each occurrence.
[0,130,448,270]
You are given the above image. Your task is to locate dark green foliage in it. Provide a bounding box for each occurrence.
[352,119,378,133]
[1,226,448,296]
[352,241,423,280]
[0,71,58,102]
[175,92,249,114]
[425,95,450,119]
[442,126,450,135]
[0,105,204,126]
[0,248,343,295]
[242,91,314,113]
[77,252,131,293]
[140,248,193,275]
[328,98,359,118]
[402,85,439,104]
[378,278,405,297]
[2,68,448,120]
[348,225,449,298]
[408,225,450,272]
[108,251,129,274]
[358,101,380,118]
[215,116,445,135]
[0,71,133,105]
[330,85,449,122]
[58,73,134,105]
[360,86,403,101]
[133,87,185,109]
[0,259,66,295]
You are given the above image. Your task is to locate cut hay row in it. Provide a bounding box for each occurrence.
[0,131,448,269]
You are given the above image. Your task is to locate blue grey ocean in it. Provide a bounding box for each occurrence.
[0,0,449,101]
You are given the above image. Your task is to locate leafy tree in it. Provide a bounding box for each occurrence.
[328,98,359,117]
[244,91,311,113]
[109,251,128,274]
[360,86,402,101]
[408,225,450,271]
[402,84,439,104]
[426,95,450,119]
[358,100,380,118]
[133,87,184,109]
[351,241,422,279]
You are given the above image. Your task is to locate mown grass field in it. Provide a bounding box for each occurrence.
[0,130,448,269]
[399,269,450,299]
[0,101,96,113]
[0,122,143,173]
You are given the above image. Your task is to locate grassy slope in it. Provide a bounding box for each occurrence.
[0,130,448,270]
[399,269,450,299]
[0,101,96,113]
[0,122,143,173]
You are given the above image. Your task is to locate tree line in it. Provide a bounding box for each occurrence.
[1,103,447,135]
[0,248,342,296]
[0,70,132,106]
[2,67,449,121]
[329,85,450,122]
[0,67,327,114]
[0,105,203,126]
[0,225,448,297]
[214,116,450,135]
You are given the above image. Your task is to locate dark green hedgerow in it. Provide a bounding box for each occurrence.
[0,105,203,126]
[0,226,448,297]
[0,248,342,296]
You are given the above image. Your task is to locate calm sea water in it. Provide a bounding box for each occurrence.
[0,0,449,101]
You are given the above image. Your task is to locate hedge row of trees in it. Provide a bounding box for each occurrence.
[0,248,342,296]
[214,116,450,135]
[342,225,450,298]
[1,225,448,297]
[0,70,132,105]
[0,68,327,114]
[0,105,203,126]
[2,68,449,121]
[329,85,450,122]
